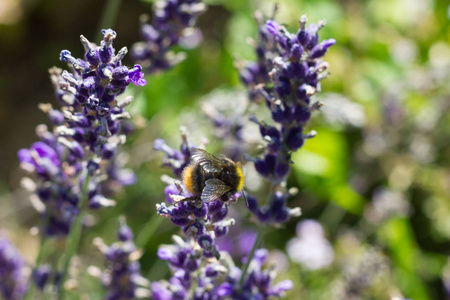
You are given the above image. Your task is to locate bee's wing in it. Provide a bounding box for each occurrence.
[201,179,232,202]
[192,148,226,173]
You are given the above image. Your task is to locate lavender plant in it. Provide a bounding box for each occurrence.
[91,218,150,299]
[150,10,335,299]
[17,28,147,296]
[152,238,292,299]
[6,2,338,299]
[132,0,206,74]
[241,14,335,225]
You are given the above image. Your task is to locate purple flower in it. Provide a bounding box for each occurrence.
[93,219,150,299]
[127,65,147,86]
[0,237,28,300]
[132,0,205,74]
[59,29,147,138]
[18,142,60,177]
[150,282,173,300]
[239,13,334,224]
[266,20,280,36]
[18,29,146,237]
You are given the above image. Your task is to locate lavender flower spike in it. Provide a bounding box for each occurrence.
[131,0,206,74]
[59,29,147,139]
[239,13,334,225]
[18,29,147,237]
[18,29,147,299]
[91,218,150,299]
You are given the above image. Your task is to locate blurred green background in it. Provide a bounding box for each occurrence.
[1,0,450,299]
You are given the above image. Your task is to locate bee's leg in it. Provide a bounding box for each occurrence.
[175,195,201,203]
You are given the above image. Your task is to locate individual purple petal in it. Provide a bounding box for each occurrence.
[127,65,147,86]
[271,280,293,294]
[0,237,29,299]
[217,282,233,297]
[266,20,280,36]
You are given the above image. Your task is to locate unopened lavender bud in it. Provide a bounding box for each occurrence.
[184,222,205,238]
[257,206,271,223]
[153,139,174,155]
[274,207,290,223]
[275,162,290,180]
[101,143,116,160]
[214,225,229,238]
[87,159,100,175]
[205,265,219,277]
[60,50,76,65]
[269,101,286,123]
[184,256,199,272]
[270,191,286,213]
[157,247,173,261]
[217,282,233,297]
[297,24,310,47]
[207,200,224,214]
[285,127,305,151]
[212,205,228,222]
[99,29,117,63]
[275,77,291,98]
[33,264,50,290]
[246,194,259,213]
[70,141,84,158]
[198,235,214,251]
[85,49,101,66]
[309,39,336,59]
[118,222,134,242]
[193,203,208,218]
[170,206,190,219]
[289,44,303,60]
[48,109,65,125]
[164,183,179,204]
[291,62,307,80]
[306,23,319,49]
[112,66,129,80]
[171,218,189,227]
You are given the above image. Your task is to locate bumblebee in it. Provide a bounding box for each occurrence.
[182,148,245,203]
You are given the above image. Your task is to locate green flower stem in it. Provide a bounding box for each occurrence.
[57,175,91,300]
[238,225,265,286]
[239,173,280,286]
[96,0,122,41]
[135,213,164,248]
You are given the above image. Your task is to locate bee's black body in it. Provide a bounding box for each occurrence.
[182,149,244,202]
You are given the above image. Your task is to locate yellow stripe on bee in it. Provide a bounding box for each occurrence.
[182,164,195,194]
[235,165,244,191]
